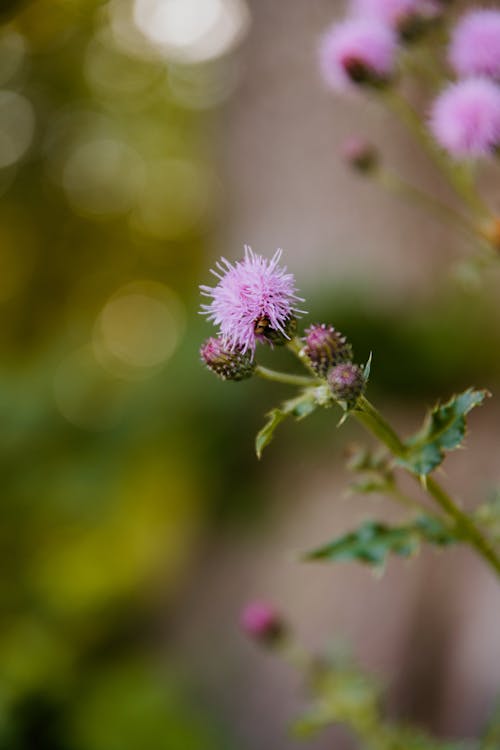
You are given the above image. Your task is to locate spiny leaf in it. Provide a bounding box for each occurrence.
[304,516,457,568]
[349,477,393,495]
[398,388,489,476]
[255,391,317,459]
[363,351,372,382]
[255,409,287,459]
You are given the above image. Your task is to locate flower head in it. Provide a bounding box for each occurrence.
[319,18,398,92]
[429,78,500,158]
[200,337,255,381]
[303,324,353,377]
[200,246,304,354]
[350,0,440,38]
[328,362,366,407]
[351,0,420,28]
[449,9,500,79]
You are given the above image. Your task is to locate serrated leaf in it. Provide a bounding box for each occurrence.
[349,478,393,494]
[255,409,287,459]
[304,516,457,568]
[398,388,489,476]
[255,391,318,458]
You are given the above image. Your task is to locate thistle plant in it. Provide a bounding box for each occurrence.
[242,602,498,750]
[319,1,500,277]
[199,248,500,574]
[199,246,500,744]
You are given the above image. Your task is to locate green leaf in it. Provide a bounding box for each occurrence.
[363,351,372,382]
[349,477,393,494]
[255,391,318,458]
[255,409,287,459]
[398,388,489,476]
[304,516,457,568]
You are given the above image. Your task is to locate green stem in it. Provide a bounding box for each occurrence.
[426,476,500,577]
[375,167,479,240]
[388,485,445,522]
[254,365,318,388]
[252,364,500,576]
[355,397,500,577]
[383,90,491,220]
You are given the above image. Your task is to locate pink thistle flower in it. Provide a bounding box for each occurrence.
[449,9,500,80]
[351,0,421,28]
[318,18,398,92]
[429,78,500,159]
[200,246,304,354]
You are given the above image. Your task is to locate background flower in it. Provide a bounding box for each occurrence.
[449,9,500,80]
[429,77,500,158]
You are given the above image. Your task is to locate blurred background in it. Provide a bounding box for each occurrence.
[1,0,500,748]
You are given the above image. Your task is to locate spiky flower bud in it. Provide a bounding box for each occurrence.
[328,362,366,407]
[240,601,285,645]
[303,324,353,378]
[341,137,378,173]
[200,337,255,381]
[258,315,297,347]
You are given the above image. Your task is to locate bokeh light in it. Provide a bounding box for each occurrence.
[133,0,251,63]
[93,281,185,379]
[0,90,34,168]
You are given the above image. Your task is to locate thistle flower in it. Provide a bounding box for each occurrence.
[429,78,500,159]
[351,0,440,39]
[351,0,420,28]
[200,246,304,354]
[200,337,255,381]
[240,601,285,644]
[341,136,379,172]
[449,10,500,80]
[319,18,398,92]
[328,362,366,407]
[303,324,353,377]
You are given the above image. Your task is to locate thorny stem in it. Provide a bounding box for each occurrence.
[254,366,500,577]
[355,396,500,577]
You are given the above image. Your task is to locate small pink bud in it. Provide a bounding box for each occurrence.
[341,137,378,172]
[240,601,284,644]
[200,337,255,381]
[328,362,366,407]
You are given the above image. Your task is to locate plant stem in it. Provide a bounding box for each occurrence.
[375,167,479,240]
[254,365,318,388]
[383,89,491,220]
[355,397,500,577]
[252,365,500,576]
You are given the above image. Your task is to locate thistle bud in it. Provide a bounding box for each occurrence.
[240,601,285,645]
[341,137,378,173]
[258,316,297,347]
[328,362,366,407]
[303,324,353,378]
[200,337,255,381]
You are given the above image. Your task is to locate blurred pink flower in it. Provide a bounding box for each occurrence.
[449,9,500,79]
[240,601,283,642]
[350,0,420,27]
[200,247,303,354]
[319,18,398,91]
[429,78,500,158]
